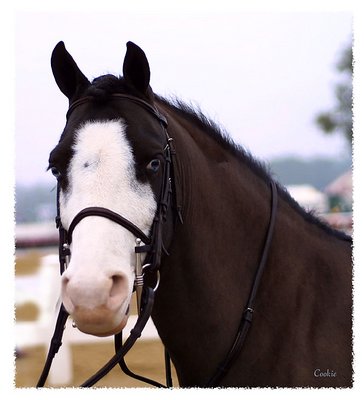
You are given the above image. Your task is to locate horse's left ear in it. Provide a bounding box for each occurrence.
[123,42,151,95]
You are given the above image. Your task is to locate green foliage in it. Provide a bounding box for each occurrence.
[315,43,352,147]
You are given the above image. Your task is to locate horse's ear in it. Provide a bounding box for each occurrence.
[51,41,89,100]
[123,42,150,95]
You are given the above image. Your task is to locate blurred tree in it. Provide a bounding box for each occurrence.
[316,43,352,148]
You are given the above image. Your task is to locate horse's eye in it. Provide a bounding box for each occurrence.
[146,159,161,173]
[50,167,61,179]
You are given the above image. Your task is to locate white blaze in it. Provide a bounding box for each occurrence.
[59,120,156,332]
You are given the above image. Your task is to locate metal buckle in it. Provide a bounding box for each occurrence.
[135,238,161,314]
[135,239,144,314]
[62,243,70,271]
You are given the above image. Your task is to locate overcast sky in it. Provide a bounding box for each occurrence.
[15,10,352,186]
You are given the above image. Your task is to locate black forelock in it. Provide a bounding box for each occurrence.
[86,74,127,98]
[85,74,151,102]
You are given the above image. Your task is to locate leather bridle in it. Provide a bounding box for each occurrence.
[37,93,278,388]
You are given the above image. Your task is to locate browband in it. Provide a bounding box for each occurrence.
[67,93,168,127]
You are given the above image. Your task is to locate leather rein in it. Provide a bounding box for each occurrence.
[37,93,278,388]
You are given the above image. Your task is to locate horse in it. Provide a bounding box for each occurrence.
[46,41,352,388]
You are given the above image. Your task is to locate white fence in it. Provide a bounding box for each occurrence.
[15,254,158,386]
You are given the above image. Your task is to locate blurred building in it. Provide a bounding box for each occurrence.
[323,170,352,234]
[16,222,58,248]
[324,170,352,212]
[287,184,329,213]
[287,173,352,235]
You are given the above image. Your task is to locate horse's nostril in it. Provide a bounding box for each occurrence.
[110,274,126,297]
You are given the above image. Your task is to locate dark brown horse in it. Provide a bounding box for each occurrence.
[47,41,352,387]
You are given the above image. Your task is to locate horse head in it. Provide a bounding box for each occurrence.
[49,41,172,337]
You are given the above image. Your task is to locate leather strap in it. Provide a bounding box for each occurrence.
[36,305,69,387]
[67,206,151,245]
[67,94,167,127]
[80,287,155,387]
[113,331,168,388]
[206,181,278,386]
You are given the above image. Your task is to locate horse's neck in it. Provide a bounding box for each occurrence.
[153,112,275,384]
[152,108,351,386]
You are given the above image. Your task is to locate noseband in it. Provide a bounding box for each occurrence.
[37,93,278,388]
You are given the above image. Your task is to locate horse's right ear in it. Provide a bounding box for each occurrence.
[51,41,89,100]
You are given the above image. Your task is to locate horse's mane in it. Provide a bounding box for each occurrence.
[156,96,352,243]
[85,75,351,242]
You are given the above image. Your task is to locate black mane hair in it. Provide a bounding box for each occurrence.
[156,95,352,243]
